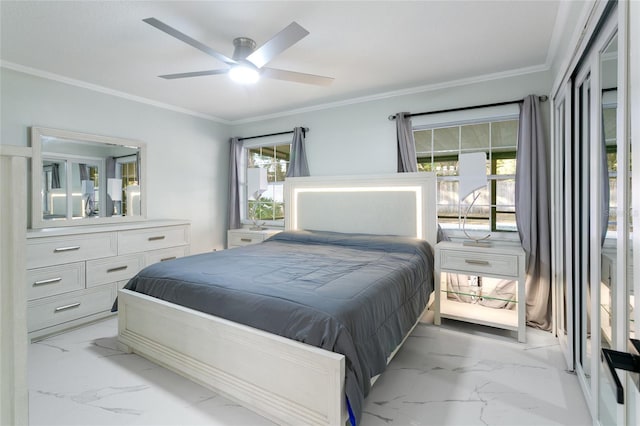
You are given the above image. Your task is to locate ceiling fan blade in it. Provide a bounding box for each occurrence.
[159,69,229,80]
[261,68,334,86]
[246,22,309,68]
[143,17,236,66]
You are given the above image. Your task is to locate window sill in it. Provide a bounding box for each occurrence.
[240,219,284,229]
[439,227,520,243]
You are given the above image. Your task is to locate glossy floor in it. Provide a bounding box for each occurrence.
[29,317,591,425]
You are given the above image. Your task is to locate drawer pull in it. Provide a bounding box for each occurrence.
[465,259,490,266]
[161,256,176,262]
[33,277,62,286]
[53,246,81,253]
[54,302,80,313]
[107,266,128,273]
[240,238,253,243]
[148,236,166,241]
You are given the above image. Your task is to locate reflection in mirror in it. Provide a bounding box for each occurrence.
[41,159,68,219]
[575,73,592,387]
[31,127,146,228]
[554,96,572,366]
[630,138,635,342]
[598,33,617,426]
[600,34,618,354]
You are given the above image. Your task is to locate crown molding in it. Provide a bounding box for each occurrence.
[545,0,572,69]
[0,61,230,124]
[230,63,550,125]
[2,60,550,127]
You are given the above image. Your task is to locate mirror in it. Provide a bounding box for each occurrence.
[598,32,618,425]
[31,127,146,228]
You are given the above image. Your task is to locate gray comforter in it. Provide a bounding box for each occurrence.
[117,230,434,425]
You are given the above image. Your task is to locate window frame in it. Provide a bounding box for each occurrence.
[413,113,520,241]
[241,137,292,228]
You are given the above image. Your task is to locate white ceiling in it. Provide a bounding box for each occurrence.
[0,1,562,123]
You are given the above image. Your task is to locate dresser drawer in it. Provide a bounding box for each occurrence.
[26,262,85,301]
[86,254,144,288]
[144,246,189,266]
[440,249,519,277]
[27,285,115,332]
[27,233,117,269]
[118,225,190,255]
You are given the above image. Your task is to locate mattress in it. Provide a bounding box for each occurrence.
[115,230,434,424]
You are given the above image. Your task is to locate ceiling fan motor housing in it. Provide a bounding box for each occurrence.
[232,37,257,61]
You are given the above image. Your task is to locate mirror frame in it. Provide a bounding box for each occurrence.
[30,126,147,229]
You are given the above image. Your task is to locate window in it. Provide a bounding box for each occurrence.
[244,142,291,224]
[414,117,519,232]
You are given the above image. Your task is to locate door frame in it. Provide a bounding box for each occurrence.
[627,0,640,421]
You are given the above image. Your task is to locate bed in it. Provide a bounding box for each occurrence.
[117,172,438,425]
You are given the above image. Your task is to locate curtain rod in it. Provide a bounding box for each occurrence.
[112,153,138,159]
[237,127,309,142]
[387,95,549,121]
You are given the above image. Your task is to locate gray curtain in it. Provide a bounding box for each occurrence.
[515,95,552,330]
[285,127,310,177]
[227,137,243,229]
[51,163,61,188]
[79,163,90,181]
[105,157,116,217]
[395,112,418,172]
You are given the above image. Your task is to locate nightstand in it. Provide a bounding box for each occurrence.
[227,228,281,249]
[433,241,527,342]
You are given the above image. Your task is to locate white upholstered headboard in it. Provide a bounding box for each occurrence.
[284,172,438,248]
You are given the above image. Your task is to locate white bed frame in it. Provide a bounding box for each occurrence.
[118,172,438,425]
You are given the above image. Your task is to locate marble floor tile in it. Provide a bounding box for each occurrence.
[29,317,591,425]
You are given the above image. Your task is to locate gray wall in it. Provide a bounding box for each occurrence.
[230,70,553,176]
[1,68,230,253]
[1,67,553,252]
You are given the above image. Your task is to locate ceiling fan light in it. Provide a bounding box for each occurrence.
[229,64,260,84]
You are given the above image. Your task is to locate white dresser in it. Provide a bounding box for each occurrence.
[26,220,190,340]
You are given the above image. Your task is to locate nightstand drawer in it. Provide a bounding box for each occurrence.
[229,232,264,247]
[440,250,519,277]
[27,262,85,301]
[227,229,281,249]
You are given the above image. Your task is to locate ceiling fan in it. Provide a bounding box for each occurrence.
[143,18,333,86]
